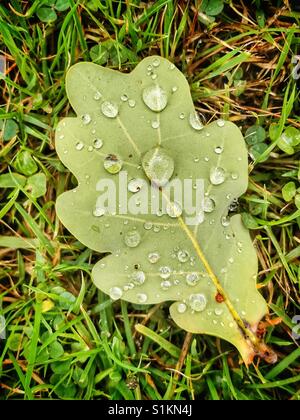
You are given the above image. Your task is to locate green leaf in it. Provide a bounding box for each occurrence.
[282,182,296,202]
[256,9,265,28]
[278,127,300,155]
[49,341,64,359]
[36,7,57,22]
[245,125,266,145]
[55,0,70,12]
[269,122,281,141]
[51,360,72,374]
[55,56,272,364]
[14,150,38,176]
[0,172,26,188]
[90,41,137,66]
[233,79,246,97]
[249,142,269,161]
[200,0,224,16]
[26,172,47,198]
[0,119,19,141]
[295,194,300,210]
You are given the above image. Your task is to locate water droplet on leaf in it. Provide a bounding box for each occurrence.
[94,91,102,100]
[214,308,223,316]
[93,207,105,217]
[151,120,160,129]
[76,141,84,151]
[82,114,91,125]
[93,138,103,149]
[136,293,147,303]
[144,222,153,230]
[166,201,182,218]
[186,272,199,286]
[104,154,123,174]
[189,112,204,130]
[124,230,141,248]
[214,146,223,154]
[189,294,207,312]
[152,58,160,67]
[142,147,174,187]
[161,280,171,290]
[130,271,146,285]
[109,287,123,300]
[128,179,144,193]
[203,197,215,213]
[177,250,189,263]
[210,167,226,185]
[148,252,160,264]
[159,266,171,279]
[217,119,225,127]
[221,216,230,227]
[128,99,136,108]
[142,84,168,112]
[101,101,118,118]
[177,303,187,313]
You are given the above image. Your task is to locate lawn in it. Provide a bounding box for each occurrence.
[0,0,300,400]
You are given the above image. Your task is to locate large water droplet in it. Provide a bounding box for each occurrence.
[130,270,146,285]
[104,154,123,174]
[210,167,226,185]
[186,272,199,286]
[82,114,91,125]
[159,266,171,279]
[177,302,187,313]
[217,119,225,127]
[128,179,144,193]
[203,197,215,213]
[189,112,204,131]
[142,84,168,112]
[148,251,160,264]
[124,230,141,248]
[177,250,190,263]
[101,101,118,118]
[189,294,207,312]
[142,147,174,187]
[109,287,123,300]
[166,201,182,218]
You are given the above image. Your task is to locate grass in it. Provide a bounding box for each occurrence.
[0,0,300,400]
